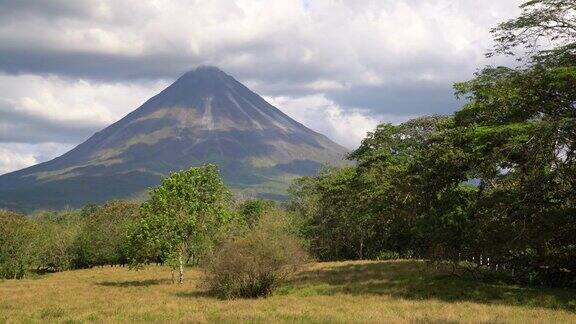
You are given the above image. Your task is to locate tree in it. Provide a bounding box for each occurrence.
[238,199,276,229]
[128,164,234,284]
[34,210,82,272]
[290,167,368,260]
[350,116,462,260]
[448,67,576,284]
[74,201,141,268]
[0,210,39,279]
[489,0,576,64]
[394,0,575,284]
[289,117,453,261]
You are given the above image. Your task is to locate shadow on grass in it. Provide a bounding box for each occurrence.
[30,268,57,275]
[174,291,215,299]
[21,269,55,280]
[288,260,576,311]
[97,279,171,287]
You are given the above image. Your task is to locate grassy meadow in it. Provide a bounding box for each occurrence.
[1,260,575,323]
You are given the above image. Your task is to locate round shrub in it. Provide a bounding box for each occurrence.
[203,210,308,298]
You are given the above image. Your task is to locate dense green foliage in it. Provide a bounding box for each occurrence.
[237,199,277,229]
[0,211,38,279]
[0,202,141,278]
[73,201,141,268]
[289,117,452,261]
[34,210,82,272]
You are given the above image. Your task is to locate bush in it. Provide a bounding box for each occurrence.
[202,210,308,298]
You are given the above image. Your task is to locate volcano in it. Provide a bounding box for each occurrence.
[0,66,348,211]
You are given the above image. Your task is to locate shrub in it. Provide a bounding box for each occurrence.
[202,210,308,298]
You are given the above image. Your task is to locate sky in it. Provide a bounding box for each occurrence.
[0,0,523,175]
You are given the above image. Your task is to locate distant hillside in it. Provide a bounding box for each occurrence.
[0,66,349,211]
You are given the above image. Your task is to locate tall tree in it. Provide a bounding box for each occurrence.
[445,0,576,284]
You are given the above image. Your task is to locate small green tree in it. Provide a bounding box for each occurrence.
[128,164,234,284]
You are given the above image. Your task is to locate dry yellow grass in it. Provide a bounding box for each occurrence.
[1,260,575,323]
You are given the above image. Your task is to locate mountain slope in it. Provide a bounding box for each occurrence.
[0,66,348,211]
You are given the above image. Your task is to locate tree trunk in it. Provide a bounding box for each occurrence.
[178,253,184,284]
[359,237,364,260]
[171,268,175,284]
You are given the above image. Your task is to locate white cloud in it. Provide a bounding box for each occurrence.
[0,73,168,143]
[0,142,73,174]
[266,94,409,149]
[0,73,168,125]
[0,0,521,87]
[0,147,36,174]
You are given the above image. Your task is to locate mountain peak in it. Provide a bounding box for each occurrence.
[190,65,224,72]
[154,66,235,107]
[183,65,226,77]
[0,66,349,211]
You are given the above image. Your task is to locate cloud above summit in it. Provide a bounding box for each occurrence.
[0,0,522,173]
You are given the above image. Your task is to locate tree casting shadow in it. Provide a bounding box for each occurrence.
[174,291,214,299]
[290,260,576,312]
[97,279,171,287]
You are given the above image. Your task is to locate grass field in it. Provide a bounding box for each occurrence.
[1,260,575,323]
